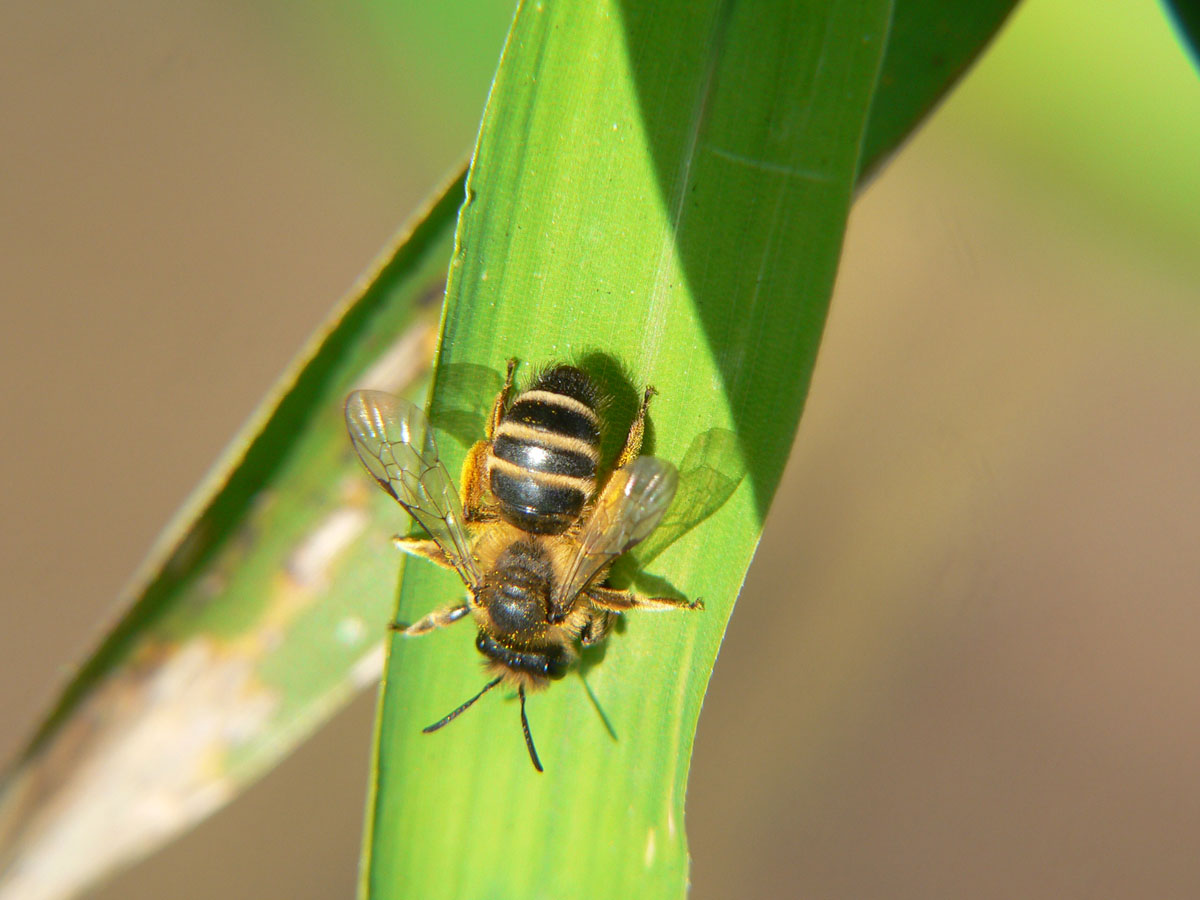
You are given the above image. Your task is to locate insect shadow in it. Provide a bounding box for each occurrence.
[427,362,505,451]
[576,422,746,737]
[576,353,746,737]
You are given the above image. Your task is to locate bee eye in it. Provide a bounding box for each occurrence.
[544,652,569,680]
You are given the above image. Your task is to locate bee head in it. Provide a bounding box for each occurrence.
[475,631,570,682]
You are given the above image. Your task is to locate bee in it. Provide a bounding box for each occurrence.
[344,359,702,771]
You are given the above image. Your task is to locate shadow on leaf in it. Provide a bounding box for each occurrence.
[609,425,746,595]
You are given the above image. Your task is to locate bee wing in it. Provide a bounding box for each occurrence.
[552,456,679,613]
[344,390,481,588]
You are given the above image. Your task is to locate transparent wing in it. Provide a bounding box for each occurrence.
[626,427,745,567]
[552,456,679,613]
[344,390,481,588]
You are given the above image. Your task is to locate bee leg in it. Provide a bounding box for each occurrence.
[486,357,518,439]
[392,536,457,570]
[612,385,657,471]
[578,608,617,646]
[390,602,470,636]
[457,358,514,522]
[460,440,494,522]
[587,585,704,612]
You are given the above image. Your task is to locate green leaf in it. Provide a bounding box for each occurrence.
[1164,0,1200,68]
[860,0,1018,178]
[360,2,889,899]
[0,174,462,900]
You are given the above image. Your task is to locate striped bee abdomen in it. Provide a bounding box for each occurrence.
[489,365,602,534]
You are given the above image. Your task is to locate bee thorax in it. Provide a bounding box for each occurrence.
[479,540,553,637]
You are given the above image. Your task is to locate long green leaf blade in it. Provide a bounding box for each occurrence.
[860,0,1018,178]
[361,2,890,898]
[1164,0,1200,67]
[0,175,463,900]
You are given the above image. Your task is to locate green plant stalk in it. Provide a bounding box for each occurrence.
[361,1,891,898]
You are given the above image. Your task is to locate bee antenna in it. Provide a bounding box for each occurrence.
[423,676,503,733]
[518,685,543,773]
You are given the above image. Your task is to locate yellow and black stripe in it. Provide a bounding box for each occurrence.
[488,365,601,534]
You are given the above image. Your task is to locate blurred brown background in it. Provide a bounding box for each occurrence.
[3,1,1200,898]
